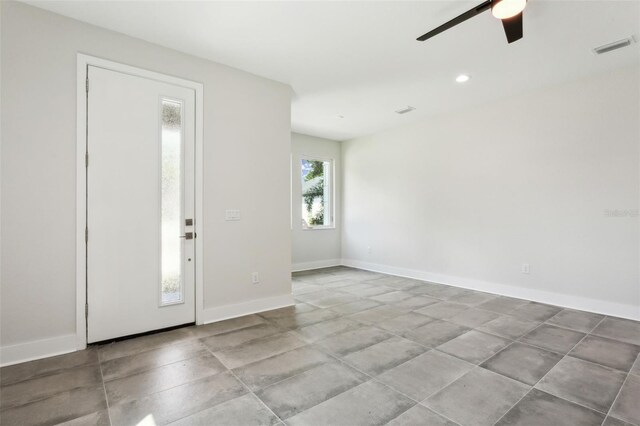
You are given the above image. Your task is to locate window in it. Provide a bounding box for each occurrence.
[160,99,184,305]
[301,158,333,229]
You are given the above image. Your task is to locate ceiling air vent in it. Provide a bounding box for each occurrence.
[395,106,415,115]
[593,37,635,55]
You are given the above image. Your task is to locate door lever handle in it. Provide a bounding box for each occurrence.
[179,232,194,240]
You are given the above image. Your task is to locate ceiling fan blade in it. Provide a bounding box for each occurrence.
[501,12,524,43]
[417,0,492,42]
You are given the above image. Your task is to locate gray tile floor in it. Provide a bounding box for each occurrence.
[1,266,639,426]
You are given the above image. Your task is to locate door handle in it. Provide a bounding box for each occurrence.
[179,232,194,240]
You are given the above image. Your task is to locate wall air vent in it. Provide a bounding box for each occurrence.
[593,37,635,55]
[395,106,415,115]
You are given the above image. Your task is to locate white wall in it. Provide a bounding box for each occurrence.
[291,133,342,270]
[342,65,640,320]
[1,2,292,364]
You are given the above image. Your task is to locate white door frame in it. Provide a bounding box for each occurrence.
[75,53,205,350]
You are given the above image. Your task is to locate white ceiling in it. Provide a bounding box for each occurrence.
[27,0,640,140]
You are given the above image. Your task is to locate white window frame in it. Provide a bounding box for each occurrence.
[300,156,335,230]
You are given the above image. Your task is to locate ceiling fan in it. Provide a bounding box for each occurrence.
[417,0,527,44]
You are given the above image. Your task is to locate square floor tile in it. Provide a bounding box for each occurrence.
[477,296,528,315]
[415,302,469,319]
[546,309,605,333]
[391,295,440,311]
[258,304,317,321]
[186,315,267,339]
[294,317,361,343]
[477,316,540,340]
[519,324,585,354]
[437,330,511,364]
[213,332,305,369]
[376,312,434,333]
[299,292,360,309]
[424,368,529,426]
[339,283,380,295]
[369,291,413,304]
[0,349,98,387]
[329,300,380,316]
[510,302,562,322]
[428,287,472,300]
[448,309,500,328]
[57,410,111,426]
[403,320,470,348]
[481,342,563,385]
[631,354,640,376]
[286,380,415,426]
[108,372,247,426]
[387,404,457,426]
[603,416,636,426]
[105,354,226,405]
[169,393,280,426]
[265,309,340,330]
[496,388,605,426]
[348,306,406,324]
[343,336,427,375]
[358,286,401,298]
[0,385,107,426]
[0,365,103,409]
[536,356,626,413]
[314,326,393,357]
[377,350,474,401]
[256,361,367,419]
[98,327,194,362]
[592,317,640,346]
[448,292,497,306]
[406,283,446,296]
[569,335,640,372]
[292,284,324,296]
[232,346,333,391]
[609,374,640,424]
[201,323,282,351]
[101,340,210,382]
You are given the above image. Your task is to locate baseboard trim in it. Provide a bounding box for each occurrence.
[201,293,295,325]
[342,259,640,321]
[0,334,77,367]
[292,259,342,272]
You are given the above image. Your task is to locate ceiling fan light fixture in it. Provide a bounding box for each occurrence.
[491,0,527,20]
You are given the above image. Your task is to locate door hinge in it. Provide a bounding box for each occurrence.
[85,303,88,318]
[86,77,89,93]
[85,226,88,242]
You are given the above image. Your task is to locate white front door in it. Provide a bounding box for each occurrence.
[86,65,196,343]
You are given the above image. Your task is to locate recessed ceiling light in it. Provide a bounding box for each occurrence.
[456,74,471,83]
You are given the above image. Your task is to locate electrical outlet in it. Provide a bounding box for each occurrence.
[252,272,260,284]
[522,263,530,274]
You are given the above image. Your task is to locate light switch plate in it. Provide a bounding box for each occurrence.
[225,209,241,221]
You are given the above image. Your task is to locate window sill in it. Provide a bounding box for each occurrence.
[302,226,336,231]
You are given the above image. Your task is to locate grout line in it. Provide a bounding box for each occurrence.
[602,335,634,426]
[227,367,286,425]
[310,337,465,425]
[97,357,114,426]
[199,341,286,425]
[492,316,609,425]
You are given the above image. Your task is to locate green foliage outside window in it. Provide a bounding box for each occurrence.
[302,160,326,226]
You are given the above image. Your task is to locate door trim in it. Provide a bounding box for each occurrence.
[75,54,205,350]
